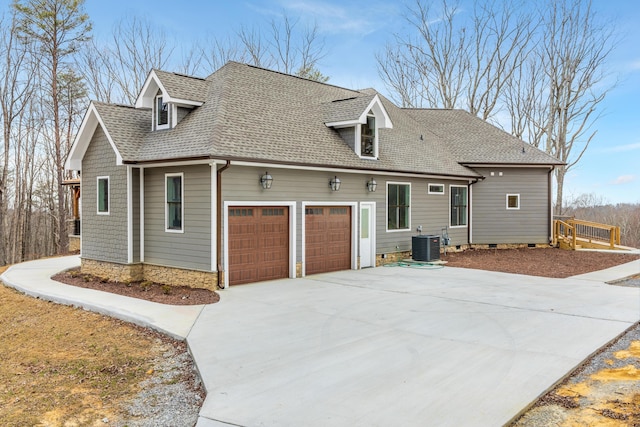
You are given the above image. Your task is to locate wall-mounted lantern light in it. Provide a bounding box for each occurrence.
[329,176,341,191]
[260,171,273,189]
[366,178,377,192]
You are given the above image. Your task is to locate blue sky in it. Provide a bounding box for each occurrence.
[84,0,640,205]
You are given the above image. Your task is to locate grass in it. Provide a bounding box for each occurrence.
[0,270,167,426]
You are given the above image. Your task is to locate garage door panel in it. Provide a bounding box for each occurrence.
[305,206,351,276]
[228,206,289,285]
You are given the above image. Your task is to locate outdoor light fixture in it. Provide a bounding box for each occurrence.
[260,171,273,189]
[366,178,377,192]
[329,176,341,191]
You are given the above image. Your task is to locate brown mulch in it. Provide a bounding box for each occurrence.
[52,268,219,305]
[442,247,640,278]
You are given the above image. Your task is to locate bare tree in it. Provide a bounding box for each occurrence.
[13,0,91,255]
[539,0,615,213]
[78,15,172,104]
[0,11,34,264]
[378,0,616,214]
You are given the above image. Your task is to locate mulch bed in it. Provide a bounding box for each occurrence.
[442,247,640,278]
[52,268,219,305]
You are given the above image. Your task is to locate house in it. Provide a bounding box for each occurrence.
[65,62,562,290]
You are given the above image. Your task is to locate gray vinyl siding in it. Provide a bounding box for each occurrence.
[143,164,212,271]
[81,126,129,264]
[337,127,356,152]
[470,167,550,244]
[132,168,141,263]
[177,107,190,124]
[220,165,470,263]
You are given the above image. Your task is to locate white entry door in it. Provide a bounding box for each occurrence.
[360,202,375,268]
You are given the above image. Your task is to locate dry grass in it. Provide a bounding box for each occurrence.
[0,276,168,426]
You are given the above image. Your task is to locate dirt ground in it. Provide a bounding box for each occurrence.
[52,268,219,305]
[0,265,204,426]
[442,247,640,278]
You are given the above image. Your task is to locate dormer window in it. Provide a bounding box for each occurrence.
[156,94,169,130]
[361,112,376,158]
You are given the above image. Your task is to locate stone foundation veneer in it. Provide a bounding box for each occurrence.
[81,259,218,291]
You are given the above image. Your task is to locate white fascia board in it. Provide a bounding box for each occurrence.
[135,70,167,108]
[166,97,203,107]
[325,119,360,128]
[65,103,124,170]
[359,95,393,129]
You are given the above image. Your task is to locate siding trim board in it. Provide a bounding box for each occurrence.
[140,168,145,262]
[127,166,133,263]
[223,201,297,289]
[210,164,217,272]
[301,201,358,277]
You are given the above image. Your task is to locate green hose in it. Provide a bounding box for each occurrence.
[382,261,444,270]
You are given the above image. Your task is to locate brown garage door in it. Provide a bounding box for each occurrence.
[228,206,289,285]
[305,206,351,275]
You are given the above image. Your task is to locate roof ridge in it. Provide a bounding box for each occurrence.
[227,61,363,94]
[153,68,207,81]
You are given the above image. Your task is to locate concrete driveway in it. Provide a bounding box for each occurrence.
[189,265,640,427]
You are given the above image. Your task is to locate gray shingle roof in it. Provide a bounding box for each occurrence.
[403,109,563,165]
[93,62,560,179]
[153,70,209,103]
[93,102,148,160]
[323,94,376,124]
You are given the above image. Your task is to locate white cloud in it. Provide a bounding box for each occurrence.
[275,0,397,35]
[602,142,640,153]
[631,59,640,71]
[611,175,636,185]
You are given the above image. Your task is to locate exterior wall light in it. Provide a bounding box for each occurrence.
[329,176,341,191]
[366,178,377,192]
[260,171,273,189]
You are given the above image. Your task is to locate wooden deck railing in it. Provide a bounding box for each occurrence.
[553,218,621,250]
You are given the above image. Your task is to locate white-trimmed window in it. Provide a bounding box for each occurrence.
[97,176,109,215]
[387,182,411,231]
[155,94,169,130]
[165,173,183,232]
[507,194,520,210]
[428,183,445,195]
[450,185,468,227]
[360,111,376,158]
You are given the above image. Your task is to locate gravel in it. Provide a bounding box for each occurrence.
[112,339,204,427]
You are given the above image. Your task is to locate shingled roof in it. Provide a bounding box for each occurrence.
[153,70,209,104]
[403,109,563,165]
[76,62,560,178]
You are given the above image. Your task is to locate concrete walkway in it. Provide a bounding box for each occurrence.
[0,256,204,340]
[2,256,639,426]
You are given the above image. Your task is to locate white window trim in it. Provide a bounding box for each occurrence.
[386,181,411,232]
[449,184,468,228]
[155,94,170,131]
[356,113,378,160]
[506,193,521,210]
[165,172,184,233]
[96,176,109,215]
[428,183,445,195]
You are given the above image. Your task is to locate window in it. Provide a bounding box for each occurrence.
[450,185,468,227]
[97,176,109,214]
[156,94,169,129]
[507,194,520,210]
[428,183,445,195]
[360,111,376,158]
[387,182,410,230]
[166,173,183,232]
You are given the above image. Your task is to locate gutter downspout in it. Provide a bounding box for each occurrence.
[217,160,231,289]
[468,177,485,246]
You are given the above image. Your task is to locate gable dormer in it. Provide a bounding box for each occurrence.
[325,94,393,160]
[135,70,207,131]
